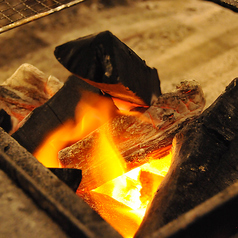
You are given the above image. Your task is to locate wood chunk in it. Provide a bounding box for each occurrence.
[59,81,205,191]
[49,168,82,192]
[149,181,238,238]
[0,63,63,132]
[135,78,238,238]
[54,31,161,106]
[0,109,12,133]
[12,75,118,154]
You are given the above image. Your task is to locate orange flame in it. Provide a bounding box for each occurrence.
[79,152,172,238]
[34,92,172,238]
[34,91,118,167]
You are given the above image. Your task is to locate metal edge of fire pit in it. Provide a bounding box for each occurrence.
[151,180,238,238]
[0,128,122,238]
[0,0,85,34]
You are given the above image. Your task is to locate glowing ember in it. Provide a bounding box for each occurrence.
[34,92,173,238]
[80,153,172,238]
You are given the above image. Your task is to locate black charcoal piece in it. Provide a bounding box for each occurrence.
[12,75,118,154]
[135,78,238,238]
[49,168,82,192]
[0,109,12,133]
[54,31,161,106]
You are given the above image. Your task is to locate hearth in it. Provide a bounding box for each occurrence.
[1,30,238,238]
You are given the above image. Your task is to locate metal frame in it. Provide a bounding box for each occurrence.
[0,0,85,33]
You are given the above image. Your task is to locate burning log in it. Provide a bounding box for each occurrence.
[135,77,238,238]
[59,81,205,191]
[0,63,63,133]
[12,75,118,156]
[54,31,161,106]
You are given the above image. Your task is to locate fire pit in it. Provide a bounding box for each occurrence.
[1,30,238,238]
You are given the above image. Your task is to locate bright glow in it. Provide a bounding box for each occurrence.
[112,97,148,112]
[34,91,117,167]
[34,93,173,238]
[90,152,172,238]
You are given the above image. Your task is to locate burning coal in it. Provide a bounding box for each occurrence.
[1,31,206,238]
[32,79,204,237]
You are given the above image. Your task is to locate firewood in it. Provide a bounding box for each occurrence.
[0,109,12,133]
[58,81,205,191]
[135,78,238,238]
[0,63,63,132]
[12,75,118,154]
[54,31,161,106]
[49,168,82,192]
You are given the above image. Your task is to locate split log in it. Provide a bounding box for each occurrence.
[12,75,118,154]
[54,31,161,106]
[59,81,205,191]
[0,63,63,133]
[135,78,238,238]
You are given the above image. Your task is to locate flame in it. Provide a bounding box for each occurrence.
[79,129,127,191]
[34,92,172,238]
[81,152,172,238]
[34,91,117,167]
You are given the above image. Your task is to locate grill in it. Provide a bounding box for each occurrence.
[1,1,238,237]
[0,0,84,33]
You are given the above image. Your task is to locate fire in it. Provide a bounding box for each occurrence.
[34,92,172,238]
[34,91,118,167]
[78,152,172,238]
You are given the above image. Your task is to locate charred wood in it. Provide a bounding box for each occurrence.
[149,181,238,238]
[135,78,238,238]
[59,81,205,191]
[0,109,12,133]
[54,31,161,106]
[12,75,118,154]
[0,63,63,132]
[49,168,82,192]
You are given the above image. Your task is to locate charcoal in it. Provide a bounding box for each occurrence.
[49,168,82,192]
[59,81,205,191]
[0,109,12,133]
[135,78,238,238]
[54,31,161,106]
[12,75,118,154]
